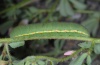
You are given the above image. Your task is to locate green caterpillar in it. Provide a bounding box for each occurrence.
[10,22,90,40]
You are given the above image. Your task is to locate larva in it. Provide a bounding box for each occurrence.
[10,22,90,40]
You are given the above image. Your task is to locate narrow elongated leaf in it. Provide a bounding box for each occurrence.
[25,61,31,65]
[78,42,91,48]
[28,7,38,13]
[70,53,88,65]
[3,9,21,18]
[70,0,86,10]
[94,44,100,54]
[32,63,38,65]
[0,43,3,47]
[13,60,25,65]
[0,21,14,34]
[58,0,74,16]
[86,55,92,65]
[9,41,25,48]
[82,18,98,36]
[37,60,45,65]
[49,60,55,65]
[81,13,99,36]
[69,57,79,65]
[0,0,34,14]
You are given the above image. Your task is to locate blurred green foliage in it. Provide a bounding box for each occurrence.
[0,0,100,65]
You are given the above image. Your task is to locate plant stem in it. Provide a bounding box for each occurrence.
[5,44,12,62]
[35,48,84,62]
[0,37,100,43]
[0,0,34,14]
[1,44,6,60]
[76,10,96,13]
[42,0,59,23]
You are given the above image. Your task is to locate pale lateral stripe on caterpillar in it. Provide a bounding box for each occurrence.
[14,30,88,37]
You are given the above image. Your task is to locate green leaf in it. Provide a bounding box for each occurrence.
[82,19,98,36]
[86,55,92,65]
[94,44,100,54]
[58,0,74,16]
[54,40,60,50]
[49,60,56,65]
[0,55,2,60]
[78,42,91,48]
[0,21,14,34]
[53,40,65,56]
[25,56,36,62]
[3,9,21,18]
[0,0,34,14]
[69,57,79,65]
[25,61,31,65]
[69,0,86,10]
[0,43,3,47]
[32,63,38,65]
[70,53,88,65]
[54,40,65,50]
[13,60,25,65]
[81,13,99,36]
[28,7,38,13]
[46,0,52,6]
[37,60,45,65]
[13,56,36,65]
[59,40,65,49]
[9,41,25,48]
[23,7,38,18]
[45,60,56,65]
[23,8,38,20]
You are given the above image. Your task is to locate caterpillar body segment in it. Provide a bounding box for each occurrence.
[10,22,90,40]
